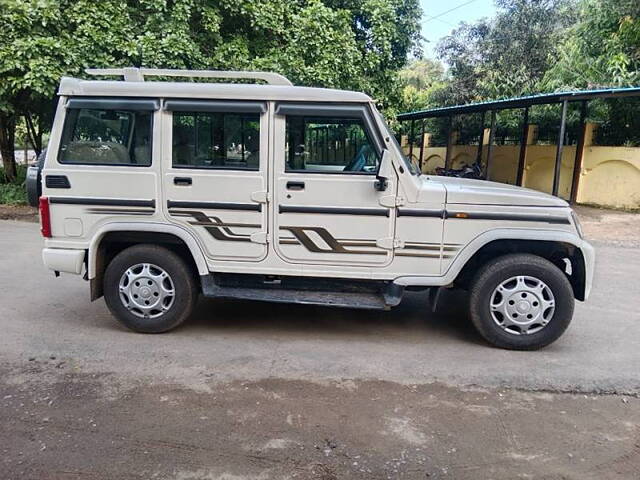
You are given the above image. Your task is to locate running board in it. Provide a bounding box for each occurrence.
[200,274,403,310]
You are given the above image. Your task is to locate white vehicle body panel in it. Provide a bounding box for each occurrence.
[437,176,569,207]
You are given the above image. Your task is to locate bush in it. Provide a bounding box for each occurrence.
[0,164,27,184]
[0,164,28,205]
[0,183,27,205]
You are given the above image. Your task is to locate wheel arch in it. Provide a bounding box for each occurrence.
[394,229,588,301]
[454,238,587,301]
[88,223,208,301]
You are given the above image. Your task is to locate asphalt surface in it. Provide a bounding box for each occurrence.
[0,219,638,395]
[1,218,640,479]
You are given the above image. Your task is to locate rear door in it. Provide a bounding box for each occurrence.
[45,97,160,239]
[161,100,269,262]
[272,103,397,267]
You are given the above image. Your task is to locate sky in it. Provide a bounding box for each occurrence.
[420,0,497,58]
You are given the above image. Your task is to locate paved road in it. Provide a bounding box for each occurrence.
[1,219,638,394]
[2,219,640,479]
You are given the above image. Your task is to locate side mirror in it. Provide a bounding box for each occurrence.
[374,149,392,192]
[374,176,388,191]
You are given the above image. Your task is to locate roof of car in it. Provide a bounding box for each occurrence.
[58,77,373,103]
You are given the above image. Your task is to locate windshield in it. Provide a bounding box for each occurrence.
[373,109,420,175]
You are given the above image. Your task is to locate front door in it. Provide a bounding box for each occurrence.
[162,100,269,262]
[273,103,396,267]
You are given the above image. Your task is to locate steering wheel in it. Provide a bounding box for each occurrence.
[343,144,373,172]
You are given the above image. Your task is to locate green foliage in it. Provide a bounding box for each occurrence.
[0,0,422,112]
[589,98,640,146]
[434,0,575,105]
[397,59,446,114]
[0,0,425,191]
[0,162,26,184]
[400,0,639,151]
[424,0,638,108]
[0,183,27,205]
[542,0,640,89]
[398,58,444,91]
[0,163,27,205]
[0,0,422,180]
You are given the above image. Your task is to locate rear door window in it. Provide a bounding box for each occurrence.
[171,111,260,170]
[59,107,153,166]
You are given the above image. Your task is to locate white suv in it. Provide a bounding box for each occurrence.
[28,68,595,350]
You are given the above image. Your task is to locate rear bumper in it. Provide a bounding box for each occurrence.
[42,248,85,275]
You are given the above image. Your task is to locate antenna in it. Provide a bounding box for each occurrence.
[84,67,293,86]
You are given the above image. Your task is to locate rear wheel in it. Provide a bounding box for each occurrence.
[469,253,574,350]
[104,244,197,333]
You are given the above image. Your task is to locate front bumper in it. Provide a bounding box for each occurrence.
[42,248,85,275]
[579,239,596,300]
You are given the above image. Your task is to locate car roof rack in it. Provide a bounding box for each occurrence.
[84,67,293,86]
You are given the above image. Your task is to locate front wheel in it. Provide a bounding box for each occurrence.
[103,244,198,333]
[469,254,574,350]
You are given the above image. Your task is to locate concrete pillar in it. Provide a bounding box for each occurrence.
[482,128,491,145]
[526,124,538,145]
[583,123,598,147]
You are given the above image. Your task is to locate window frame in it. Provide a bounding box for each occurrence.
[276,102,384,176]
[57,97,158,168]
[166,99,266,172]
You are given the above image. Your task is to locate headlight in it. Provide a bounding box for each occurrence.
[570,210,584,238]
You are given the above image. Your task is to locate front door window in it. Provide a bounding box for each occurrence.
[285,116,380,174]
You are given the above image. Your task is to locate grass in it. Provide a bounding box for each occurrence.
[0,164,28,205]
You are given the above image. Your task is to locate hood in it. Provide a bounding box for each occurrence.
[424,176,568,207]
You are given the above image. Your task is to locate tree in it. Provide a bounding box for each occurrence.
[435,0,575,106]
[0,0,133,180]
[396,58,446,114]
[542,0,640,90]
[0,0,422,181]
[399,58,444,91]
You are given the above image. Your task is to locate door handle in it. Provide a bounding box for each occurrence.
[174,177,192,186]
[286,181,305,191]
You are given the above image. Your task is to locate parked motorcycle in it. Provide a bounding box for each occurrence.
[435,162,485,179]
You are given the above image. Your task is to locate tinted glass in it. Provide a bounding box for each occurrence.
[172,112,260,170]
[59,108,152,166]
[285,116,380,173]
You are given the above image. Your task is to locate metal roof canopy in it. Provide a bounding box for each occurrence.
[397,86,640,120]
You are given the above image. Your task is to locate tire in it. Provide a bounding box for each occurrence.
[103,244,198,333]
[469,253,574,350]
[26,149,46,207]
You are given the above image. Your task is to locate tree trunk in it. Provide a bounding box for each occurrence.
[0,113,17,183]
[25,113,43,157]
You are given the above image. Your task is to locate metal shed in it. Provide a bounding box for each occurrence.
[397,87,640,207]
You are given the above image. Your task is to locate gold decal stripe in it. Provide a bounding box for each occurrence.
[280,227,386,255]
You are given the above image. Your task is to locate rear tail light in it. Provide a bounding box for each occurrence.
[39,196,51,238]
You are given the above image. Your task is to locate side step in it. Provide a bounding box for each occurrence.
[201,274,404,311]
